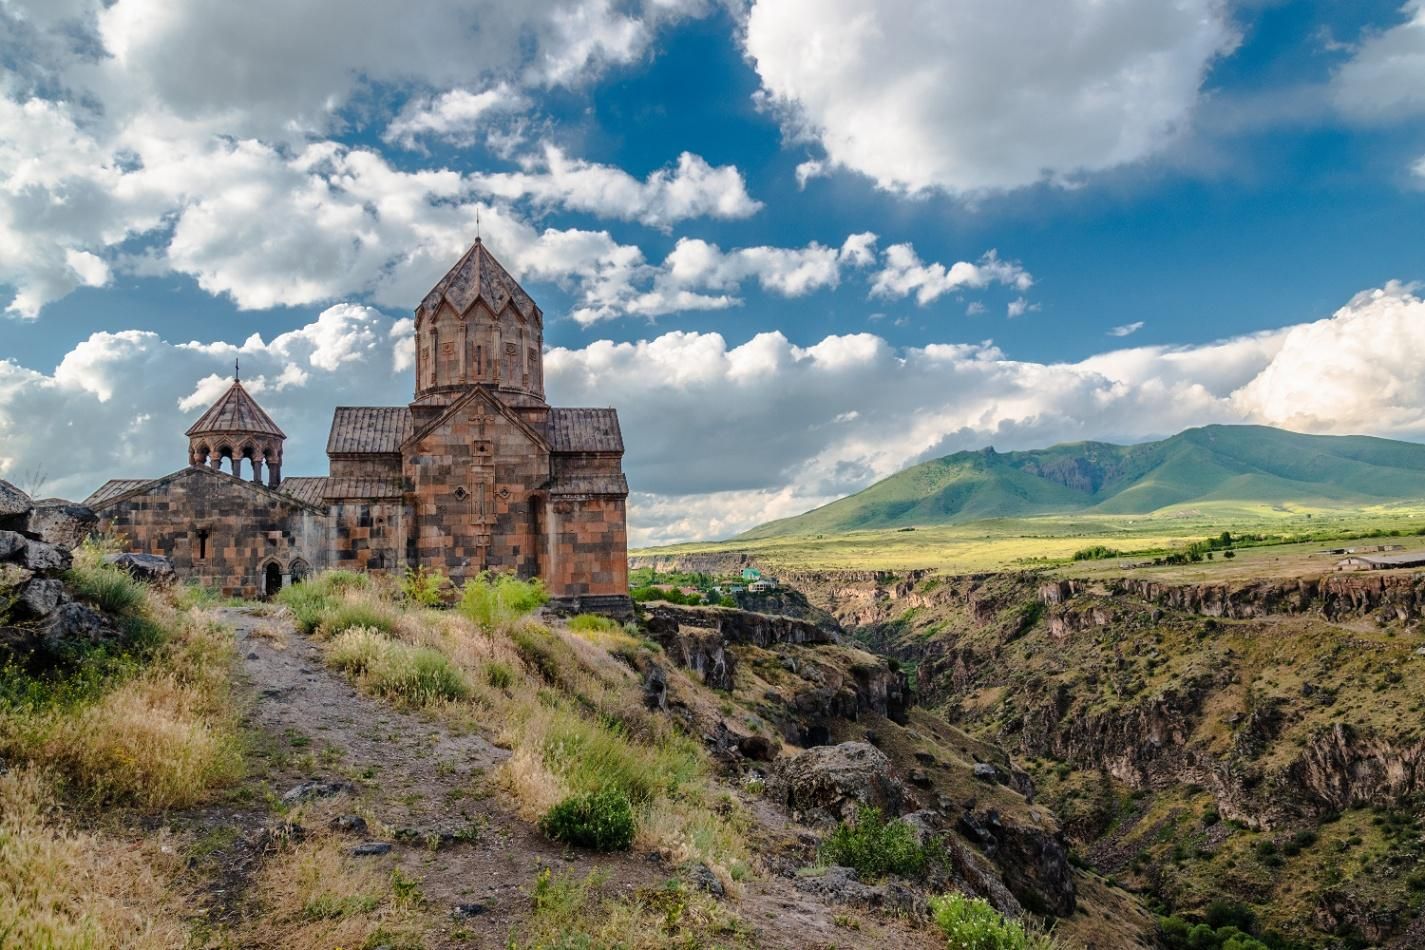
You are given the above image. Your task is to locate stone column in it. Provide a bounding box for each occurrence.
[251,458,264,484]
[210,454,223,472]
[267,463,281,489]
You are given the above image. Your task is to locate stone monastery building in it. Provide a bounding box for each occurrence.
[85,240,630,612]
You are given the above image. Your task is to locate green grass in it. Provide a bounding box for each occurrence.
[64,563,146,615]
[541,706,705,805]
[325,627,470,706]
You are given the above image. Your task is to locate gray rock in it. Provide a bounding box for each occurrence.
[102,553,175,586]
[280,779,354,805]
[25,501,97,551]
[2,601,121,663]
[0,480,31,530]
[16,578,65,618]
[908,768,933,789]
[18,539,71,574]
[738,734,776,762]
[452,902,489,918]
[766,741,912,824]
[352,841,392,856]
[330,814,368,835]
[686,862,725,898]
[0,530,26,561]
[973,762,1001,783]
[793,866,924,915]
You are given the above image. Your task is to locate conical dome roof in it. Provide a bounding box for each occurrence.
[185,379,285,439]
[417,237,539,323]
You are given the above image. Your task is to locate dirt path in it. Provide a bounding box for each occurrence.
[217,607,941,949]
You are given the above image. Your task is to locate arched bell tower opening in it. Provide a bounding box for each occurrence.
[185,366,287,488]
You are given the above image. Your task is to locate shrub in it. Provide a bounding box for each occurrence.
[541,707,703,805]
[326,628,469,706]
[819,807,929,881]
[930,893,1057,949]
[399,566,447,608]
[459,572,548,630]
[485,661,515,690]
[539,787,636,851]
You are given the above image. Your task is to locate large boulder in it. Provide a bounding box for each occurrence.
[15,538,72,573]
[766,741,912,824]
[26,500,98,550]
[0,480,31,531]
[103,552,176,586]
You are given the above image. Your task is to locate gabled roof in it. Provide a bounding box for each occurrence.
[85,466,326,514]
[327,407,413,455]
[547,408,624,453]
[417,238,538,323]
[403,385,549,454]
[548,473,629,496]
[85,478,156,508]
[278,476,329,507]
[323,477,403,500]
[185,380,285,439]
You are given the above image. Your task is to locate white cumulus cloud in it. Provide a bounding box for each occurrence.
[1331,1,1425,123]
[742,0,1238,195]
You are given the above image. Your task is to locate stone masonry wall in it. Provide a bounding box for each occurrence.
[546,494,627,597]
[96,468,326,598]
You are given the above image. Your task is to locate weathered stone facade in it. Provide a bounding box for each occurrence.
[87,240,630,609]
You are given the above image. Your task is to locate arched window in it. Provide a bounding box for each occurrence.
[288,559,311,584]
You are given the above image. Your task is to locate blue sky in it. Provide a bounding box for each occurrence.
[2,0,1424,543]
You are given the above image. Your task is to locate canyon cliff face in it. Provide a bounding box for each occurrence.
[637,556,1425,945]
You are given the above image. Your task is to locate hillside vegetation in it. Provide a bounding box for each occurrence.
[739,426,1425,540]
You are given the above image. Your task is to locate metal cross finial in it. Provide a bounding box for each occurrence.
[476,206,481,241]
[235,358,240,381]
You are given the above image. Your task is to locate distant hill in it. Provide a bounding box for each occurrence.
[738,425,1425,539]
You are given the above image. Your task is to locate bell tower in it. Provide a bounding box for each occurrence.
[412,238,545,425]
[185,364,287,488]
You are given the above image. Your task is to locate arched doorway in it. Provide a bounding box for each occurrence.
[264,562,283,598]
[288,559,310,584]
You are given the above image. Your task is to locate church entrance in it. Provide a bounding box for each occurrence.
[264,562,283,598]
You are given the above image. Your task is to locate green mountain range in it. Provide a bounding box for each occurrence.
[739,425,1425,539]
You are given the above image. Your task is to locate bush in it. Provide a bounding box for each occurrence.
[539,787,636,851]
[1072,545,1122,562]
[485,661,515,690]
[931,893,1056,949]
[326,628,469,706]
[318,599,397,638]
[819,807,930,881]
[458,572,547,630]
[399,566,447,608]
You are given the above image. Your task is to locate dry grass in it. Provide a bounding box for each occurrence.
[0,768,191,949]
[236,831,429,949]
[3,603,243,808]
[512,867,750,949]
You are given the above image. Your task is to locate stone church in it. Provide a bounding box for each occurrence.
[86,239,630,612]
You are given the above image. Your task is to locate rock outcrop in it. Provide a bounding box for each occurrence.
[26,500,98,550]
[642,603,835,692]
[766,741,913,824]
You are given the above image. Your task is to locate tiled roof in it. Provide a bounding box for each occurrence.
[185,380,285,438]
[326,407,413,455]
[323,477,403,500]
[547,408,623,453]
[84,478,154,507]
[417,238,538,323]
[548,473,629,496]
[278,477,329,507]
